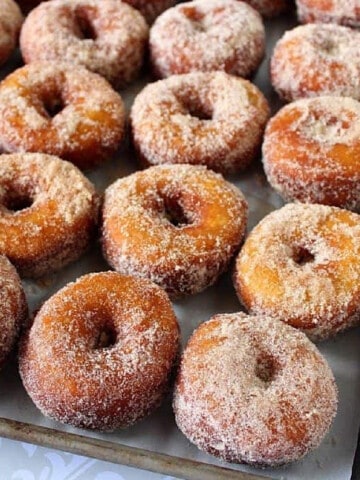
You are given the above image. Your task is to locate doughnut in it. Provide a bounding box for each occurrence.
[0,62,125,170]
[271,24,360,102]
[234,203,360,341]
[243,0,288,17]
[0,255,27,368]
[102,164,248,297]
[0,0,23,66]
[130,72,270,173]
[262,96,360,211]
[174,312,338,466]
[0,152,100,278]
[150,0,265,79]
[124,0,176,23]
[296,0,360,27]
[19,272,180,431]
[19,0,149,89]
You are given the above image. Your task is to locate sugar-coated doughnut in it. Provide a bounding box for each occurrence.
[174,312,338,466]
[296,0,360,28]
[102,164,248,297]
[125,0,176,23]
[234,203,360,341]
[0,255,27,368]
[271,24,360,102]
[243,0,288,17]
[262,96,360,211]
[19,272,180,431]
[130,72,270,173]
[150,0,265,79]
[20,0,149,89]
[0,0,23,66]
[0,153,100,277]
[0,62,125,170]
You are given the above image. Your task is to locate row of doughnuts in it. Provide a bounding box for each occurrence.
[14,0,290,19]
[0,254,338,466]
[1,59,359,212]
[2,150,359,342]
[16,0,360,25]
[3,0,359,85]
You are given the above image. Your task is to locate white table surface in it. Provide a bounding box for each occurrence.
[0,437,178,480]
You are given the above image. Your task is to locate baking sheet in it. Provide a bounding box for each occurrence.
[0,8,360,480]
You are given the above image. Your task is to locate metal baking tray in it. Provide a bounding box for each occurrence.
[1,8,360,480]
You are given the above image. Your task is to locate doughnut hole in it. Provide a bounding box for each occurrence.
[180,96,213,121]
[74,6,98,40]
[181,6,206,31]
[160,194,192,228]
[255,352,278,386]
[39,85,65,119]
[292,246,315,266]
[1,183,35,213]
[93,322,117,350]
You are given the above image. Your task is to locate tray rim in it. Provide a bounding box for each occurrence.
[0,416,273,480]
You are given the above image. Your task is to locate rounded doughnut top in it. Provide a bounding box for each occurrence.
[234,203,360,341]
[0,62,125,169]
[20,0,149,88]
[271,24,360,102]
[0,153,100,277]
[125,0,176,23]
[150,0,265,79]
[102,164,248,297]
[0,255,27,367]
[19,272,180,431]
[296,0,360,27]
[262,96,360,210]
[243,0,288,17]
[130,72,270,173]
[174,312,338,466]
[0,0,23,66]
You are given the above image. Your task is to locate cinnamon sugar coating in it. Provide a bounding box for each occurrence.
[19,272,180,431]
[262,96,360,210]
[0,255,27,368]
[234,203,360,341]
[174,313,338,466]
[102,164,248,297]
[0,62,125,170]
[296,0,360,27]
[125,0,176,23]
[0,0,23,66]
[150,0,265,79]
[271,24,360,102]
[0,153,100,277]
[20,0,149,89]
[130,72,270,174]
[243,0,288,17]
